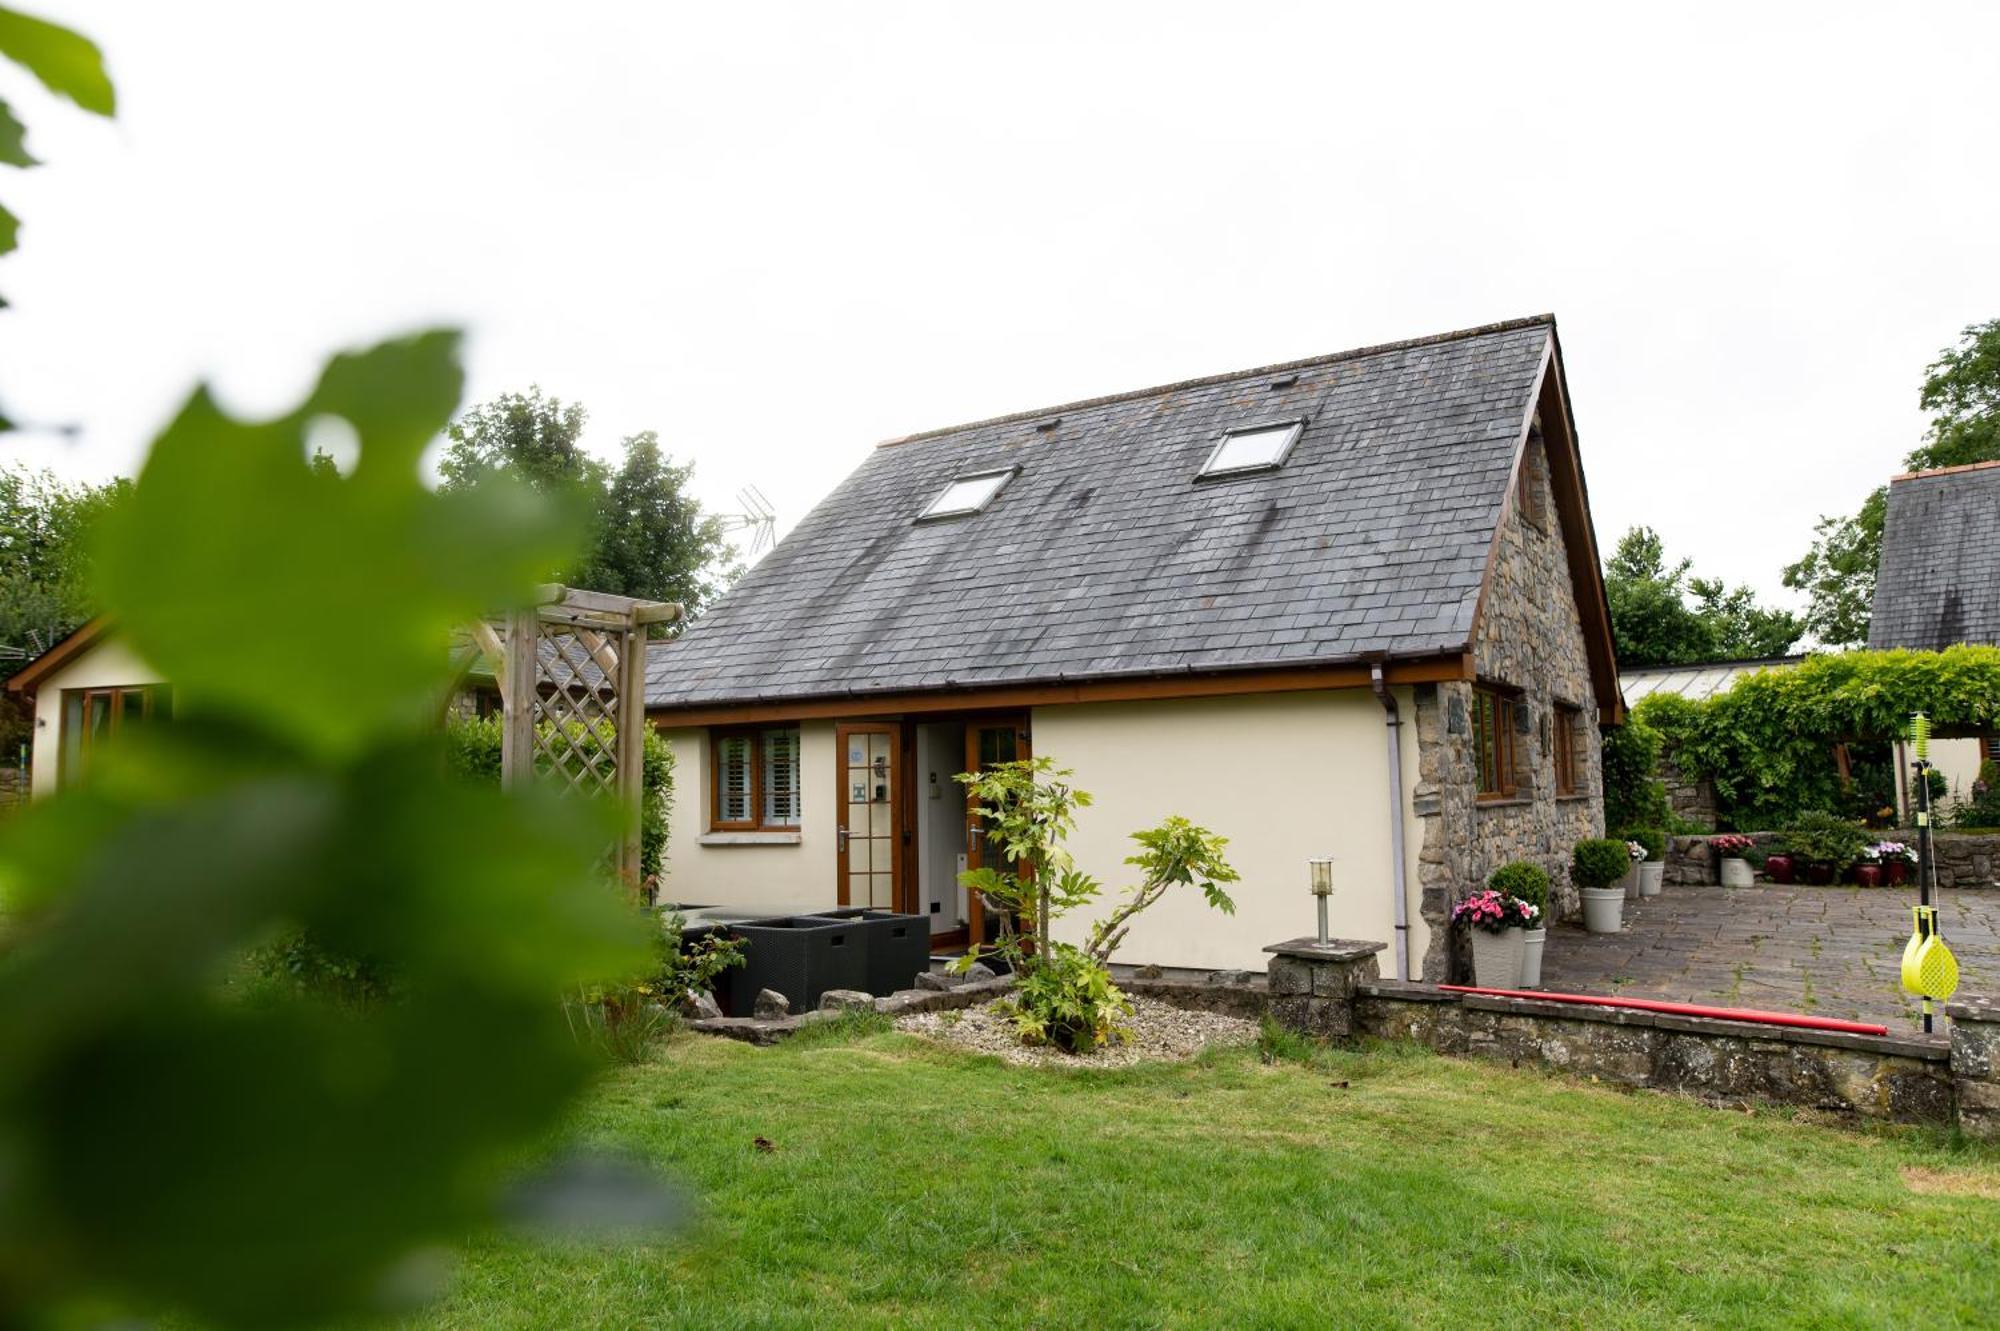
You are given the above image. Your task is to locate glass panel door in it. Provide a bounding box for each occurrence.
[836,723,901,909]
[962,715,1030,948]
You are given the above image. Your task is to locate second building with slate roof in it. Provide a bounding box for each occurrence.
[648,315,1620,981]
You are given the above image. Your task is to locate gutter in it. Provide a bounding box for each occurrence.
[1369,663,1411,981]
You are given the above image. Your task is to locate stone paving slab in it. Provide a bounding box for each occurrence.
[1537,883,2000,1030]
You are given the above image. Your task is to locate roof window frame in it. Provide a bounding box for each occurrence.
[916,466,1019,522]
[1196,418,1305,481]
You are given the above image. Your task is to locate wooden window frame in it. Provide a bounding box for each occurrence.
[709,725,801,832]
[1473,684,1522,801]
[1517,438,1547,531]
[60,684,162,787]
[1553,701,1582,797]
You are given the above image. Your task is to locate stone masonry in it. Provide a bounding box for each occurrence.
[1413,430,1603,980]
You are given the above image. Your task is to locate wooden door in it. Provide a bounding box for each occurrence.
[837,722,902,909]
[962,715,1030,948]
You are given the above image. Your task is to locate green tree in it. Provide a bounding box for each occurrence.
[1605,527,1801,667]
[0,465,126,650]
[1785,320,2000,646]
[439,391,735,618]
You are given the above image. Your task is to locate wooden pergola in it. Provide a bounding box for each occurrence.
[469,586,680,887]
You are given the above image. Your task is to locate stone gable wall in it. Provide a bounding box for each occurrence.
[1413,432,1604,979]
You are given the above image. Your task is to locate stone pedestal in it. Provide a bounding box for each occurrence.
[1263,938,1386,1040]
[1949,996,2000,1140]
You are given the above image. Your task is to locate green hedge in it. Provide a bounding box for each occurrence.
[1625,646,2000,829]
[445,714,674,878]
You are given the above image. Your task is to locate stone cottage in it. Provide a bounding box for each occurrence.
[645,315,1621,979]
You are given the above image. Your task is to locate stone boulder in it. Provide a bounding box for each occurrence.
[817,989,875,1013]
[752,988,791,1020]
[680,990,723,1021]
[914,971,959,992]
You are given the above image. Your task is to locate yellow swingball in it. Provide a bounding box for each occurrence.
[1900,904,1959,1003]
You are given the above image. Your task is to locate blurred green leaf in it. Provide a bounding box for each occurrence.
[0,196,16,254]
[0,6,116,116]
[96,330,586,759]
[0,96,33,166]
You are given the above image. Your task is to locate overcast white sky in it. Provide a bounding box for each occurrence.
[3,2,1998,605]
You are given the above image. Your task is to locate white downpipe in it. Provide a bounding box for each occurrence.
[1370,664,1411,981]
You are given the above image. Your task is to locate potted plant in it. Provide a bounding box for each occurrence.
[1619,838,1646,900]
[1781,812,1869,888]
[1853,844,1883,888]
[1452,886,1540,987]
[1489,861,1551,988]
[1712,834,1757,888]
[1574,838,1631,934]
[1632,827,1667,897]
[1763,838,1795,884]
[1873,841,1916,887]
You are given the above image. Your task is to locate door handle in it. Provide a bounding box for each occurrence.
[838,828,850,855]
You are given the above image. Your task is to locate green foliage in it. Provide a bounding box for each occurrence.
[0,332,653,1326]
[999,941,1132,1053]
[1487,861,1549,912]
[1783,488,1884,650]
[243,927,394,1006]
[443,714,674,879]
[437,389,737,621]
[1601,713,1669,832]
[1779,811,1868,867]
[1623,826,1666,862]
[953,757,1097,976]
[1571,838,1632,890]
[1632,648,2000,828]
[1787,320,2000,648]
[1085,815,1239,966]
[569,911,744,1066]
[1605,527,1801,667]
[0,466,129,750]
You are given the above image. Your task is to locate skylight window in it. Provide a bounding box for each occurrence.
[1198,421,1304,479]
[918,468,1015,520]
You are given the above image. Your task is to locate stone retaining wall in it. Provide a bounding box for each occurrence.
[1266,936,2000,1136]
[1666,830,2000,889]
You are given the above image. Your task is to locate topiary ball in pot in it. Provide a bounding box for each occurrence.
[1573,838,1631,934]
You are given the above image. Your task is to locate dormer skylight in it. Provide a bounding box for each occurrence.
[918,467,1015,521]
[1198,420,1303,479]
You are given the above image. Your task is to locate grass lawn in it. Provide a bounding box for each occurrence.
[411,1017,2000,1329]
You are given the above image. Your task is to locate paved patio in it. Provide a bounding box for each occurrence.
[1536,883,2000,1028]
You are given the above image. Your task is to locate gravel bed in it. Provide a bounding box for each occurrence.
[896,994,1260,1068]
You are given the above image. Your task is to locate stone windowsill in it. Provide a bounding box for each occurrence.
[698,831,803,847]
[1475,797,1533,811]
[1556,793,1594,803]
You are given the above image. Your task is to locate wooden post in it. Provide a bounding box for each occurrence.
[617,620,649,891]
[500,607,538,790]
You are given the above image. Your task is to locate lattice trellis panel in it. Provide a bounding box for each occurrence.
[484,587,680,889]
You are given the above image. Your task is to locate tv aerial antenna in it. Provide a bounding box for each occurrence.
[717,485,777,557]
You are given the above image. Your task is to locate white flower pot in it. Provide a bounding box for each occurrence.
[1519,927,1546,989]
[1581,886,1625,934]
[1469,927,1526,988]
[1720,857,1754,889]
[1621,865,1642,900]
[1639,862,1664,897]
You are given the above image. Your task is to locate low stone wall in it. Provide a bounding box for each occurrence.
[1667,829,2000,889]
[1265,936,2000,1136]
[688,974,1016,1045]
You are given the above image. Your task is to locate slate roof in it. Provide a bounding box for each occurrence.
[649,317,1558,709]
[1870,460,2000,651]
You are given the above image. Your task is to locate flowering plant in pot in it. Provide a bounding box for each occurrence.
[1487,861,1551,988]
[1871,841,1916,886]
[1619,838,1648,899]
[1574,838,1632,934]
[1630,827,1667,897]
[1711,834,1757,888]
[1781,812,1869,887]
[1452,886,1541,987]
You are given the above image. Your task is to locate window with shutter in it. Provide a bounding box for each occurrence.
[711,726,804,831]
[1474,685,1520,799]
[763,728,801,826]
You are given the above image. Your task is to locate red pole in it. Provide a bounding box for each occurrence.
[1437,985,1891,1037]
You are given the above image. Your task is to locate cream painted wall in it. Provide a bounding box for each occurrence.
[657,721,840,914]
[27,634,166,799]
[1033,688,1423,975]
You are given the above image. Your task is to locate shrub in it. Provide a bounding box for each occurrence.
[244,929,394,1006]
[1572,838,1632,890]
[444,714,674,879]
[1000,942,1132,1053]
[1780,811,1869,867]
[1487,861,1550,912]
[954,758,1098,975]
[1624,826,1667,862]
[1601,716,1670,831]
[1084,816,1239,965]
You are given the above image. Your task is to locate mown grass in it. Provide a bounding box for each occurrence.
[408,1024,2000,1329]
